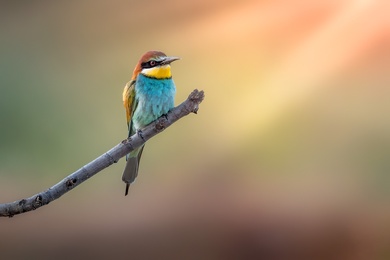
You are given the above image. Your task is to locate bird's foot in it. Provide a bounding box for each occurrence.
[162,113,169,120]
[137,129,145,141]
[155,115,168,131]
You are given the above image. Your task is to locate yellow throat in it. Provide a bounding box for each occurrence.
[141,65,172,79]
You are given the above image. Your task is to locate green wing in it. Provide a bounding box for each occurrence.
[122,80,138,136]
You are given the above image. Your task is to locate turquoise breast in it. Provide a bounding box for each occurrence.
[132,74,176,130]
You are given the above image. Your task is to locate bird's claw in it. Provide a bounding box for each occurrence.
[155,116,168,131]
[137,129,145,141]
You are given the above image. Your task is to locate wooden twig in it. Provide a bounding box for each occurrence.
[0,89,205,217]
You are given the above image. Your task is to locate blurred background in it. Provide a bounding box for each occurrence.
[0,0,389,259]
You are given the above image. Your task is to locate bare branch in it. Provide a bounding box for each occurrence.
[0,89,205,217]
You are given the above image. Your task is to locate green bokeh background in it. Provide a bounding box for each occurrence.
[1,1,389,259]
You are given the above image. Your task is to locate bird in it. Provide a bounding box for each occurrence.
[122,50,179,195]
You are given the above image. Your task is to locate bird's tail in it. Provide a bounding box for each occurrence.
[122,145,144,196]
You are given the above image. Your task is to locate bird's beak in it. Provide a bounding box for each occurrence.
[162,56,180,65]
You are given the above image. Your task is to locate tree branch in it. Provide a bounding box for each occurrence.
[0,89,205,217]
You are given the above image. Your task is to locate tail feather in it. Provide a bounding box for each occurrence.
[122,145,144,196]
[125,183,130,196]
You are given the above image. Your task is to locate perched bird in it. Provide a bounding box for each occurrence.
[122,51,179,195]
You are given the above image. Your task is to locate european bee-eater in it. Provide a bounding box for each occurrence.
[122,50,179,195]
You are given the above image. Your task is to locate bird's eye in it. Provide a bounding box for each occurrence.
[149,60,156,67]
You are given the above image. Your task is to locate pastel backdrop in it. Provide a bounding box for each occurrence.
[0,0,389,258]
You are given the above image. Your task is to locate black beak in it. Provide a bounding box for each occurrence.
[162,56,180,65]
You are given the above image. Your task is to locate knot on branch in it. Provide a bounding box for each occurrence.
[121,137,134,152]
[66,178,78,189]
[33,195,43,208]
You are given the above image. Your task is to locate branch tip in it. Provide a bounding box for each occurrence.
[189,89,205,103]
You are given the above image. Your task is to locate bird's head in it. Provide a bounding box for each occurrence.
[132,51,180,80]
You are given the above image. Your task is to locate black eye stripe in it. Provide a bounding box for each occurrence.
[141,59,163,69]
